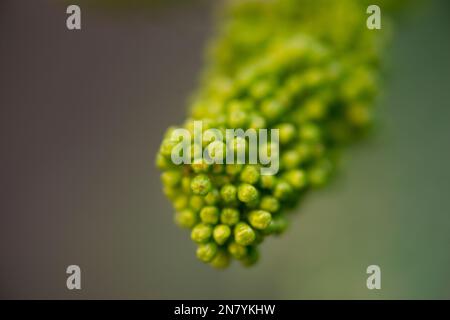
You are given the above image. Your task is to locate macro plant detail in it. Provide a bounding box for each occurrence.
[157,0,397,268]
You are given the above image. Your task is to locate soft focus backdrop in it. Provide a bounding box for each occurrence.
[1,0,449,299]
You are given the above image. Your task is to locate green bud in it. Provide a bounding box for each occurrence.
[200,206,220,224]
[240,165,260,184]
[227,109,248,128]
[175,209,197,229]
[161,171,182,188]
[248,210,272,230]
[234,222,256,246]
[225,163,243,176]
[204,189,220,205]
[206,141,226,160]
[237,183,259,203]
[157,0,392,268]
[248,113,267,129]
[220,184,237,203]
[284,169,307,189]
[260,175,277,189]
[274,180,294,200]
[196,242,218,263]
[265,214,289,235]
[240,246,259,267]
[278,123,296,145]
[303,68,326,88]
[163,186,177,200]
[260,196,280,213]
[212,164,224,174]
[189,195,205,212]
[211,174,231,187]
[159,139,177,158]
[308,163,330,187]
[191,223,213,243]
[304,97,327,120]
[213,224,231,245]
[156,153,172,170]
[190,144,203,161]
[191,174,212,195]
[346,103,371,127]
[261,99,285,120]
[250,79,275,100]
[191,159,210,173]
[220,208,240,226]
[299,123,321,142]
[228,242,247,260]
[209,250,231,269]
[181,176,191,193]
[296,143,313,162]
[174,195,189,211]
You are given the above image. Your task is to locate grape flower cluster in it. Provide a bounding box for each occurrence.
[156,0,393,268]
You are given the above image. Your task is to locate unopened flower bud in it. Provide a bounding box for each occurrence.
[234,222,256,246]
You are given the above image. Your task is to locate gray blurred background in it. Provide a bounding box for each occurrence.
[0,0,449,299]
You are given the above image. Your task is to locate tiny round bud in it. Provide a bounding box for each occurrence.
[190,143,203,161]
[225,163,243,176]
[191,223,213,243]
[196,242,218,263]
[284,169,307,189]
[206,141,226,161]
[174,195,189,211]
[237,184,259,203]
[200,206,220,224]
[249,113,266,129]
[281,150,301,169]
[248,210,272,230]
[161,171,182,188]
[220,184,237,203]
[204,189,220,205]
[299,123,321,142]
[212,164,224,174]
[212,174,231,187]
[304,97,327,120]
[296,143,313,162]
[209,250,231,269]
[264,214,289,235]
[240,165,260,185]
[227,109,248,128]
[220,208,240,226]
[250,79,274,100]
[163,186,177,200]
[228,242,247,260]
[175,209,197,229]
[261,99,285,120]
[156,153,172,170]
[260,175,277,189]
[191,159,210,173]
[346,103,371,127]
[274,180,293,200]
[189,195,204,212]
[308,165,330,187]
[240,246,259,267]
[213,224,231,245]
[191,174,212,196]
[234,222,256,246]
[181,176,191,193]
[159,138,177,158]
[260,196,280,213]
[278,123,296,145]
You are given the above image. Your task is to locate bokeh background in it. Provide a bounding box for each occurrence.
[1,0,449,299]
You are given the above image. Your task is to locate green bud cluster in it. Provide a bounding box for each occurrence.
[156,0,396,268]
